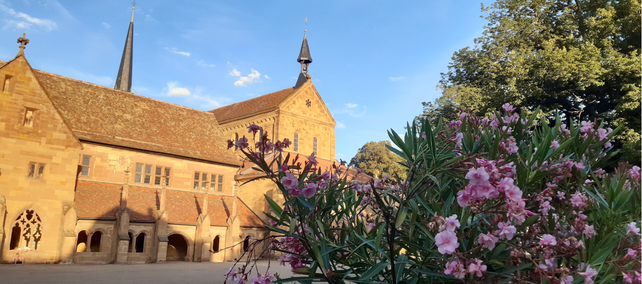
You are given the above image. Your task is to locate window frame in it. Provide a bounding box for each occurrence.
[194,171,200,190]
[293,132,299,152]
[80,155,91,177]
[23,108,36,127]
[313,137,318,156]
[2,75,12,93]
[27,162,45,179]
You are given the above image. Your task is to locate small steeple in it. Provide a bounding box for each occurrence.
[295,18,312,88]
[114,4,135,92]
[16,33,29,56]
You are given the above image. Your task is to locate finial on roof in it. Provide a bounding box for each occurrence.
[17,33,29,56]
[114,5,136,92]
[295,18,312,88]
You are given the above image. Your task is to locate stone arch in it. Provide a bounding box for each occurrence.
[90,231,103,252]
[127,232,134,252]
[9,209,43,250]
[212,235,220,252]
[135,233,146,253]
[76,230,88,252]
[166,234,188,261]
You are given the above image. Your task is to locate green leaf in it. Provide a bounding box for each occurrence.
[396,206,408,228]
[359,262,388,281]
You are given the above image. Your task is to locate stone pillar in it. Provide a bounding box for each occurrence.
[116,209,130,263]
[155,210,169,263]
[194,194,212,262]
[59,203,77,263]
[0,195,6,255]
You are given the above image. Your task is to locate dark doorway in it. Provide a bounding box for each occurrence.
[90,231,102,252]
[136,233,145,253]
[166,234,188,261]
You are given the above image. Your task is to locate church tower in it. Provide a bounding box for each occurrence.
[114,6,135,92]
[295,21,312,88]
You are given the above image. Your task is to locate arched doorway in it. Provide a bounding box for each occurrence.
[166,234,188,261]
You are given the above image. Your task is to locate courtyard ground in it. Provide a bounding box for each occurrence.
[0,261,295,284]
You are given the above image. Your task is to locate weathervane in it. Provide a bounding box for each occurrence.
[304,17,307,34]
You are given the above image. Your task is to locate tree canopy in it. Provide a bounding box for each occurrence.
[422,0,640,163]
[349,141,407,180]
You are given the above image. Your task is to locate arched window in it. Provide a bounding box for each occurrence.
[212,235,220,252]
[76,231,88,252]
[90,231,102,252]
[313,137,318,156]
[9,210,42,250]
[293,132,299,152]
[243,236,250,252]
[128,232,134,252]
[136,233,146,253]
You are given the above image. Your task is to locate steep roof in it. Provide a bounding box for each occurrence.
[209,87,297,124]
[32,69,240,166]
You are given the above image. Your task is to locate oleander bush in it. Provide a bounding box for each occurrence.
[225,105,641,284]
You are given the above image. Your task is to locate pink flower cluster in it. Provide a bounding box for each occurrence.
[271,236,308,270]
[444,258,487,279]
[435,215,460,255]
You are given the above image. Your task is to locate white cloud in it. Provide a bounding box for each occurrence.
[166,82,190,96]
[389,76,405,81]
[336,103,367,118]
[102,22,110,29]
[229,68,241,77]
[264,75,270,79]
[165,47,191,57]
[0,3,57,31]
[233,69,261,87]
[196,60,215,67]
[336,121,346,129]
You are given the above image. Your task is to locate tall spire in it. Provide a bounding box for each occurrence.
[114,5,135,92]
[295,18,312,88]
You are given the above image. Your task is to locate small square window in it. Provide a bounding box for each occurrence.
[80,156,91,177]
[144,165,152,184]
[27,162,36,178]
[201,173,208,190]
[23,109,34,127]
[135,163,143,183]
[217,175,224,192]
[164,168,171,186]
[154,166,162,185]
[194,171,200,190]
[2,75,11,93]
[37,164,45,178]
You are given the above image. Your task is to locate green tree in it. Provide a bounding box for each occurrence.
[349,141,407,180]
[422,0,641,163]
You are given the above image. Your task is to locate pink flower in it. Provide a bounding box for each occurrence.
[582,225,596,238]
[444,260,465,279]
[466,167,490,184]
[301,183,318,198]
[579,265,598,284]
[630,166,641,180]
[248,124,261,134]
[626,248,637,259]
[623,272,633,283]
[497,222,516,240]
[597,128,608,140]
[560,275,574,284]
[477,233,498,250]
[580,121,593,133]
[280,164,289,173]
[443,215,460,232]
[539,201,554,215]
[557,191,566,200]
[435,231,459,254]
[539,234,557,246]
[367,223,376,231]
[627,222,640,235]
[594,168,605,178]
[505,185,523,202]
[421,132,427,139]
[281,173,299,195]
[507,143,518,154]
[570,192,587,208]
[502,103,516,113]
[307,153,319,167]
[456,190,471,207]
[468,259,487,277]
[551,140,560,149]
[236,137,249,149]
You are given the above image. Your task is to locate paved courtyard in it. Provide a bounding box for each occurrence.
[0,261,296,284]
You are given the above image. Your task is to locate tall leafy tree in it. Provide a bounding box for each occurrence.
[349,141,407,180]
[423,0,640,163]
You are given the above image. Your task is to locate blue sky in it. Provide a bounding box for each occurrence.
[0,0,489,161]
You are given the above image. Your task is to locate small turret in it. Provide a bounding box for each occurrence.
[114,6,135,92]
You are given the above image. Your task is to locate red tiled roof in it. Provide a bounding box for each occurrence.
[75,181,121,219]
[32,70,240,166]
[208,197,232,226]
[209,87,297,124]
[128,187,158,222]
[236,197,264,228]
[166,190,202,225]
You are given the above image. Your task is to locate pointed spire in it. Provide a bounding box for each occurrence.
[114,5,135,92]
[295,18,312,88]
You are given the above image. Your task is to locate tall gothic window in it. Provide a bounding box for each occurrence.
[293,132,299,152]
[9,210,43,250]
[313,137,318,156]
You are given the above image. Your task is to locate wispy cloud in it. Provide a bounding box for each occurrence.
[336,121,346,129]
[166,82,190,96]
[0,3,57,31]
[102,22,110,29]
[336,103,367,118]
[165,47,191,57]
[264,75,270,79]
[389,76,405,81]
[231,68,263,87]
[196,60,215,67]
